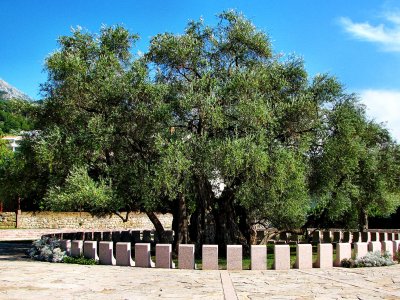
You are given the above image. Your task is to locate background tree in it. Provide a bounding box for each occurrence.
[0,98,36,135]
[309,99,400,231]
[36,25,171,238]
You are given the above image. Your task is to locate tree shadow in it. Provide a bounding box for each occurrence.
[0,242,32,261]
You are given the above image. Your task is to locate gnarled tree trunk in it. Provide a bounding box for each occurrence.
[172,192,189,254]
[146,211,168,243]
[215,189,248,256]
[359,208,369,232]
[189,175,216,256]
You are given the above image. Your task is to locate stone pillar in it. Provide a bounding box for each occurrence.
[370,232,378,242]
[315,243,333,268]
[393,240,400,260]
[102,231,112,241]
[354,242,368,259]
[99,241,116,265]
[112,231,122,244]
[379,232,388,241]
[352,232,361,243]
[312,231,321,244]
[202,245,218,270]
[142,230,152,243]
[71,240,83,258]
[60,240,71,256]
[156,244,175,269]
[332,231,342,243]
[93,232,102,243]
[369,241,382,253]
[342,232,352,243]
[295,244,312,269]
[135,243,155,268]
[178,244,195,269]
[322,231,332,243]
[116,242,135,266]
[120,231,131,242]
[83,241,99,261]
[361,232,370,243]
[274,244,290,270]
[130,230,141,244]
[84,232,93,241]
[334,243,351,267]
[250,245,267,270]
[227,245,242,270]
[382,241,394,259]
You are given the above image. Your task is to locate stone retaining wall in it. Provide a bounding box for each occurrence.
[0,212,16,228]
[0,211,172,230]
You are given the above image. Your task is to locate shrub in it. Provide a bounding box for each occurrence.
[27,237,66,263]
[341,251,395,268]
[63,256,98,265]
[340,258,354,268]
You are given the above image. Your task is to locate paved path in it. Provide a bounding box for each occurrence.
[0,243,400,299]
[0,229,79,241]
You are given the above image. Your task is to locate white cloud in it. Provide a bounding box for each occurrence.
[339,12,400,52]
[359,89,400,142]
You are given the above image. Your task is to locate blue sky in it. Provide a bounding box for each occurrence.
[1,0,400,140]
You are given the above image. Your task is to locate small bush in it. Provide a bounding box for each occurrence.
[395,251,400,262]
[63,256,98,265]
[341,251,395,268]
[27,237,66,263]
[340,258,354,268]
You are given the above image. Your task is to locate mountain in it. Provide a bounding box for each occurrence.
[0,78,32,101]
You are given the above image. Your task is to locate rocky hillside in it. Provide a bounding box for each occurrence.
[0,78,32,101]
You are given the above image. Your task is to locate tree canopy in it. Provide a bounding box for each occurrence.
[1,11,399,252]
[0,98,36,135]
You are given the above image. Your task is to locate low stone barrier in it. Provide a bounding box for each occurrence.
[315,243,333,268]
[83,241,99,261]
[355,242,368,259]
[382,241,393,259]
[227,245,242,270]
[295,244,312,269]
[393,240,400,259]
[178,244,195,269]
[334,243,351,267]
[42,229,175,244]
[58,239,400,271]
[202,245,218,270]
[135,243,155,268]
[369,241,382,253]
[156,244,174,269]
[116,242,135,266]
[99,241,116,265]
[250,245,267,270]
[274,244,290,270]
[71,240,83,258]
